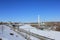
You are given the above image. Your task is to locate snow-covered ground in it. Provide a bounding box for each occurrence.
[19,25,60,40]
[19,32,40,40]
[0,24,60,40]
[0,25,26,40]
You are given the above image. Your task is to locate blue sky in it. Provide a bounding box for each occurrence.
[0,0,60,22]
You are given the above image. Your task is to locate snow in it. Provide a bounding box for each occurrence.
[30,36,40,40]
[0,24,60,40]
[20,32,40,40]
[20,25,60,40]
[0,25,26,40]
[0,36,8,40]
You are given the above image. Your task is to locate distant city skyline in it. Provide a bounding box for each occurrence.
[0,0,60,22]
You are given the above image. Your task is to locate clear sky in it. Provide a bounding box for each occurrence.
[0,0,60,22]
